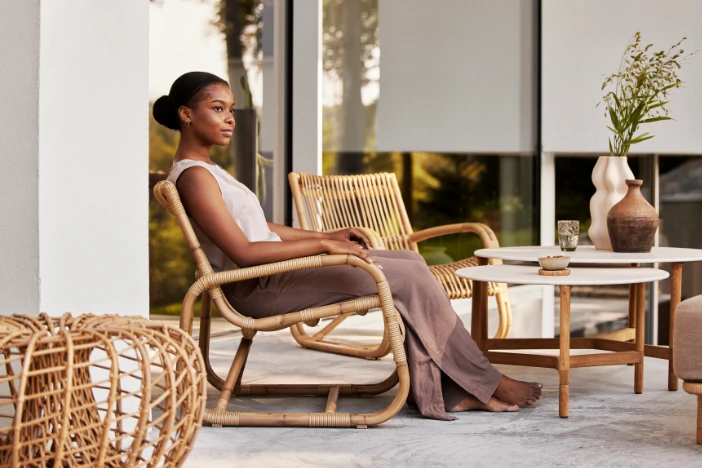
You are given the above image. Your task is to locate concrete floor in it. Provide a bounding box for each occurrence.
[155,310,701,468]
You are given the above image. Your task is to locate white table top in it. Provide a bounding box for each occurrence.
[455,265,669,286]
[475,245,702,264]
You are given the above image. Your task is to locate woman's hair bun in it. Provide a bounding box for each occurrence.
[153,72,229,131]
[152,95,180,130]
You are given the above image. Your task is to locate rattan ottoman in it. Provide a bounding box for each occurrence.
[0,313,206,467]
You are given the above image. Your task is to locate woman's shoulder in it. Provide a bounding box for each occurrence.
[168,159,217,183]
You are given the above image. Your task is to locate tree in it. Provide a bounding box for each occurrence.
[322,0,378,174]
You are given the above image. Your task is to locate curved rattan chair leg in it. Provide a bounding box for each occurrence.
[202,279,410,428]
[180,291,196,335]
[290,314,392,360]
[214,337,253,412]
[198,292,225,391]
[492,284,512,339]
[201,362,409,427]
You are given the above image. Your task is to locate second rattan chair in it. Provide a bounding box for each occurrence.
[288,171,512,360]
[153,180,409,428]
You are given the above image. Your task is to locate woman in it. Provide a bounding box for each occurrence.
[153,72,542,421]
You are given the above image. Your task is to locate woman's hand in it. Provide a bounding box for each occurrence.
[326,228,371,250]
[321,239,382,269]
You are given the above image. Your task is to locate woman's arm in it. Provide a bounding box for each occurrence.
[267,222,370,249]
[266,223,326,242]
[176,167,376,267]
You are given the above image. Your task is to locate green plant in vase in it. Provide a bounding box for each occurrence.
[589,32,693,250]
[600,31,691,156]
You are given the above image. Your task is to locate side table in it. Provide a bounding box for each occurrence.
[456,264,669,417]
[475,246,702,391]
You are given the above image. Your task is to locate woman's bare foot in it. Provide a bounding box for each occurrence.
[448,394,519,413]
[493,376,543,406]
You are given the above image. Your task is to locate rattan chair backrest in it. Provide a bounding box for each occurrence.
[289,172,417,251]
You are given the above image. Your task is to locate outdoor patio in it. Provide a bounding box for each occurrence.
[155,303,701,468]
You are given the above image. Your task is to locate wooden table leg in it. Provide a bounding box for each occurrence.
[559,285,571,418]
[471,279,487,352]
[669,262,683,391]
[628,283,637,330]
[634,282,646,394]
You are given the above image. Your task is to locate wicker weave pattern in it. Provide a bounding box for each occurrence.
[294,173,413,251]
[152,181,411,428]
[289,172,513,344]
[0,313,206,468]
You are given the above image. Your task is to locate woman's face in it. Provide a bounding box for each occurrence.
[185,83,235,146]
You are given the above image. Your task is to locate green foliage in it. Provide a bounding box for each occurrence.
[415,154,493,262]
[416,154,490,229]
[600,32,692,156]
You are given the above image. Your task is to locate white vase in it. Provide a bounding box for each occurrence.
[588,156,635,250]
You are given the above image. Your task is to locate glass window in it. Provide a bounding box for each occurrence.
[321,1,537,263]
[148,0,282,316]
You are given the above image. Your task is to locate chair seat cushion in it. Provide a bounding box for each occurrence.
[428,257,500,300]
[673,295,702,382]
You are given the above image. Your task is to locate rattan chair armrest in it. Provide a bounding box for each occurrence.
[323,227,387,250]
[186,254,394,334]
[408,223,500,249]
[192,254,384,293]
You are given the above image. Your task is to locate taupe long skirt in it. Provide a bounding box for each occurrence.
[224,249,503,420]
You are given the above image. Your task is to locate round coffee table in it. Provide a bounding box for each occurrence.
[455,264,669,417]
[475,245,702,391]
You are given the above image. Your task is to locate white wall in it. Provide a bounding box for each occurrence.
[0,0,41,314]
[38,0,149,315]
[376,0,537,153]
[291,0,322,175]
[0,0,149,317]
[542,0,702,154]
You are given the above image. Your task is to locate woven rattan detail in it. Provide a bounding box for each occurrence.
[428,257,500,299]
[206,411,240,427]
[353,296,380,316]
[296,173,414,251]
[240,317,256,339]
[300,309,318,326]
[0,313,206,468]
[377,281,407,364]
[309,413,351,428]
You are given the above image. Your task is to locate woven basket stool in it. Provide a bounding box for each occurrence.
[673,295,702,444]
[0,313,207,467]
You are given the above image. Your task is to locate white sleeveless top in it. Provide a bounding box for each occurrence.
[167,159,281,272]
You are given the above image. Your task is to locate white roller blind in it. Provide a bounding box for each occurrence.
[542,0,702,154]
[376,0,536,153]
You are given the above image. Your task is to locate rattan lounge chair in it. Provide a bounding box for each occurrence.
[288,172,512,360]
[153,180,409,428]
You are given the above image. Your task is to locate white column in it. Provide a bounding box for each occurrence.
[272,0,288,225]
[540,152,556,337]
[291,0,322,176]
[0,0,149,317]
[0,0,41,314]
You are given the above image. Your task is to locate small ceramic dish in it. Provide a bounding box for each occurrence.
[538,255,570,271]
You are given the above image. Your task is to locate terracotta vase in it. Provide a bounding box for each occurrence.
[588,156,635,250]
[606,179,659,253]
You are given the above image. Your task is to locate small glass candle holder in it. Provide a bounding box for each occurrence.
[558,220,579,252]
